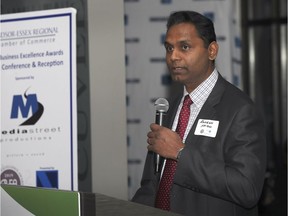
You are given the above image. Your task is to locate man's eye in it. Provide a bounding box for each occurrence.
[165,46,173,52]
[182,45,190,50]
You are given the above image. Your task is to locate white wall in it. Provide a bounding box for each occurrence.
[87,0,128,200]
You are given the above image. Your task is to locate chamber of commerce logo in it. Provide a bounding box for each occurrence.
[10,88,44,126]
[1,167,23,185]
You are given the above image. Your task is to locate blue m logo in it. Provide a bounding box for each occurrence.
[10,91,44,126]
[11,94,39,118]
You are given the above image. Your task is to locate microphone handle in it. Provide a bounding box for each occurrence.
[155,111,164,126]
[154,111,164,173]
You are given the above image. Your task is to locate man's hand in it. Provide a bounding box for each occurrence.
[147,123,184,160]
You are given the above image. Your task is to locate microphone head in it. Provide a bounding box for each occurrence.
[154,98,169,113]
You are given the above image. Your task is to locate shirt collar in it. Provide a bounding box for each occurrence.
[183,69,218,107]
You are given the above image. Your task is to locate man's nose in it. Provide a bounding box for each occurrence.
[170,49,181,61]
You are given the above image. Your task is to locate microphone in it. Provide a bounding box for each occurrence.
[154,98,169,173]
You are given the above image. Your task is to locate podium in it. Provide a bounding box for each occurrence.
[1,185,181,216]
[96,193,182,216]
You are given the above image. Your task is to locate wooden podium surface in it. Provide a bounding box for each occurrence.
[96,193,182,216]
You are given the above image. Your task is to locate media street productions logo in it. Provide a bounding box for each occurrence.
[10,88,44,126]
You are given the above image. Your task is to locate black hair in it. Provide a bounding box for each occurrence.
[166,11,216,48]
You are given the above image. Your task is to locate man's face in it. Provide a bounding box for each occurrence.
[165,23,217,93]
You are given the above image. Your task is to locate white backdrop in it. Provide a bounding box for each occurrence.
[124,0,242,199]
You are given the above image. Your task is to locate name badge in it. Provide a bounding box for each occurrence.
[194,119,219,138]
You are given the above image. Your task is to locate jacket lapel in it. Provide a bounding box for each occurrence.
[185,74,227,145]
[163,73,228,146]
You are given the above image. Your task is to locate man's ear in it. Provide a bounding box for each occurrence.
[208,41,219,60]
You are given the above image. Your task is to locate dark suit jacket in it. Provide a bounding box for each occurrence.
[132,74,267,216]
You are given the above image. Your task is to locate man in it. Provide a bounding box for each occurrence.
[132,11,266,216]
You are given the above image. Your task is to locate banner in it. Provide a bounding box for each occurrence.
[1,8,78,190]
